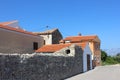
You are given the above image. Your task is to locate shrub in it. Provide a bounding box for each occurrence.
[105,56,118,64]
[101,50,107,62]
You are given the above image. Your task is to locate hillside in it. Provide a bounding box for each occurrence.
[104,48,120,56]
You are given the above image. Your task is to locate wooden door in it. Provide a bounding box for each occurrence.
[87,54,90,71]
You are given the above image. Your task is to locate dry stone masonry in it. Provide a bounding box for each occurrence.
[0,46,83,80]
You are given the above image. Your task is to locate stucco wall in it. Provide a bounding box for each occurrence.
[38,29,63,45]
[83,44,92,72]
[40,34,52,45]
[0,28,44,53]
[0,47,83,80]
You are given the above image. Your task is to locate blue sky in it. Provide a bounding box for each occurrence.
[0,0,120,49]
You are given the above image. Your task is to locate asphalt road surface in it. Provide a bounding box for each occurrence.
[66,64,120,80]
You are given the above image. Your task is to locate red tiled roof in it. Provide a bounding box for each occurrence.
[35,43,87,53]
[0,21,15,25]
[75,43,87,50]
[35,44,72,53]
[61,35,97,42]
[0,24,37,36]
[34,28,58,35]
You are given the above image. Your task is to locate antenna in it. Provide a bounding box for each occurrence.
[46,26,49,38]
[45,26,50,31]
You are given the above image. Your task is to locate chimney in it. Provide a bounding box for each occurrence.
[78,33,82,36]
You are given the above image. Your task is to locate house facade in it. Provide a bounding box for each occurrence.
[34,28,63,45]
[60,35,101,67]
[0,21,44,53]
[0,43,91,80]
[35,43,93,72]
[82,43,93,72]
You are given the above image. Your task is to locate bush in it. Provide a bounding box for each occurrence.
[114,53,120,63]
[101,50,120,65]
[101,50,107,62]
[105,56,118,64]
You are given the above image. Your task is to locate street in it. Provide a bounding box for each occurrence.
[66,64,120,80]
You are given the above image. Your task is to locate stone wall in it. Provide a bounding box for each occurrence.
[0,47,83,80]
[0,28,44,53]
[52,29,63,44]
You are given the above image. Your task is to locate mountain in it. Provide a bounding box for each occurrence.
[103,48,120,56]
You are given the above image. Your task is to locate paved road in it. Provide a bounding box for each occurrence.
[66,64,120,80]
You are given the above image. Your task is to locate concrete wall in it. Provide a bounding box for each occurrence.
[0,28,44,53]
[0,46,83,80]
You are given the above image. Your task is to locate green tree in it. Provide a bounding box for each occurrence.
[101,50,108,62]
[114,53,120,63]
[105,56,118,64]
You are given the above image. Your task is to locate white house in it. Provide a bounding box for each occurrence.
[34,28,63,45]
[82,43,93,72]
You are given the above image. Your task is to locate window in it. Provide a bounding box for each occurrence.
[43,40,46,45]
[33,42,38,50]
[65,49,70,54]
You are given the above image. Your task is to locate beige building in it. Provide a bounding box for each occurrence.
[60,35,101,67]
[0,21,44,53]
[34,28,63,45]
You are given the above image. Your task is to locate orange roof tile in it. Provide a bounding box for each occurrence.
[0,21,14,25]
[35,44,72,53]
[62,35,97,42]
[0,24,37,36]
[74,43,87,50]
[35,43,87,53]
